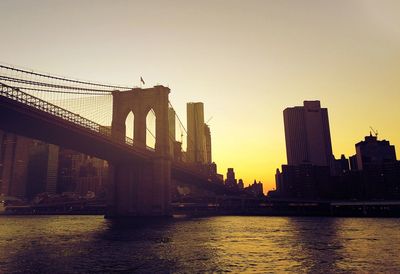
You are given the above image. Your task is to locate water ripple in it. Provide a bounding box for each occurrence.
[0,216,399,273]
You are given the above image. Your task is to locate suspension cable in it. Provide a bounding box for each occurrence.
[0,76,114,93]
[168,100,195,147]
[13,86,110,96]
[0,64,132,90]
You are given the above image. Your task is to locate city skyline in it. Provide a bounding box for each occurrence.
[1,1,400,191]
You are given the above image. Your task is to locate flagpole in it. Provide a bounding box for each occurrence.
[140,76,145,88]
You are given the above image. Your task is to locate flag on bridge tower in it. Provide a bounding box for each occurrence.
[140,77,145,85]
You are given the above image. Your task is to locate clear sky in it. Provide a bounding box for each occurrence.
[1,0,399,192]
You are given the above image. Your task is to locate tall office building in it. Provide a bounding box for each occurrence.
[283,100,333,167]
[27,141,59,198]
[187,102,206,164]
[0,131,33,198]
[204,124,212,164]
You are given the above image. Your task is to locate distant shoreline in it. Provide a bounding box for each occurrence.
[0,201,400,218]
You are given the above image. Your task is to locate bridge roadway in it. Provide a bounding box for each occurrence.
[0,83,220,205]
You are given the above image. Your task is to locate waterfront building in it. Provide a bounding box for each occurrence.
[352,134,399,199]
[283,100,333,167]
[58,148,107,197]
[27,141,59,198]
[354,133,396,170]
[276,164,331,199]
[0,131,33,198]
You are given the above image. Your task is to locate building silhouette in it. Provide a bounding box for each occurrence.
[350,134,399,199]
[187,102,206,164]
[0,130,33,198]
[283,100,333,167]
[275,100,334,199]
[331,154,350,176]
[275,164,331,199]
[27,141,59,198]
[225,168,237,189]
[353,133,396,170]
[238,179,244,190]
[274,131,400,200]
[1,130,108,200]
[0,131,61,200]
[204,124,212,164]
[244,180,264,197]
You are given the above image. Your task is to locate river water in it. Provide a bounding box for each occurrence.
[0,215,399,273]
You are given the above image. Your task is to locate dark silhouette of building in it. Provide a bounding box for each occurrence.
[238,179,244,190]
[225,168,237,189]
[350,134,399,199]
[274,131,400,201]
[187,102,206,164]
[0,131,33,198]
[353,133,396,170]
[283,101,333,167]
[26,141,59,199]
[275,164,331,199]
[331,154,350,176]
[204,124,212,164]
[0,132,60,200]
[349,155,358,171]
[244,180,264,197]
[275,100,335,199]
[58,148,107,197]
[1,129,109,200]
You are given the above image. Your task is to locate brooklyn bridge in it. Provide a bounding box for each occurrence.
[0,64,232,217]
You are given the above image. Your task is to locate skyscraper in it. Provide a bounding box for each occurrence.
[204,124,212,164]
[283,100,333,167]
[0,131,33,198]
[26,141,59,197]
[187,102,206,164]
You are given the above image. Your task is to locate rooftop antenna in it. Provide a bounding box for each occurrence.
[369,126,378,138]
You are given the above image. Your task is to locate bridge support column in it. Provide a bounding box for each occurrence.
[107,85,172,218]
[106,157,171,218]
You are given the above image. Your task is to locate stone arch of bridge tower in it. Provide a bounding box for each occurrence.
[145,108,156,149]
[125,111,135,141]
[111,86,170,156]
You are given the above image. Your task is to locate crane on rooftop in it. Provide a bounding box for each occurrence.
[369,126,378,138]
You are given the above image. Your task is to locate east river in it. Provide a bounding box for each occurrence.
[0,215,399,273]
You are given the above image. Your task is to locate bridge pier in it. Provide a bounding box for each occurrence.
[107,85,172,218]
[106,157,171,218]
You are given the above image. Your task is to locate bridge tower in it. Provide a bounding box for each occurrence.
[108,85,171,217]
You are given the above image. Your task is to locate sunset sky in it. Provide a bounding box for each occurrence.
[1,0,399,192]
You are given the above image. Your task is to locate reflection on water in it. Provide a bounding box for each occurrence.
[0,216,399,273]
